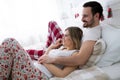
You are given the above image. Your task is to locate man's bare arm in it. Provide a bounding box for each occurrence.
[39,40,96,66]
[52,40,96,66]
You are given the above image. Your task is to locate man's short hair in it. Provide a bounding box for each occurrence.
[83,1,103,19]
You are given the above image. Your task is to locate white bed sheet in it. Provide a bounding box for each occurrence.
[101,62,120,80]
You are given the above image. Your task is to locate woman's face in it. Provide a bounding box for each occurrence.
[62,30,74,49]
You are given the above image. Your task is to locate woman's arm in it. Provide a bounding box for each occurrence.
[44,63,77,78]
[45,38,63,54]
[43,52,78,78]
[38,39,63,61]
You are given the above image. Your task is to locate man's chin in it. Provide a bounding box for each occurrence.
[83,23,87,27]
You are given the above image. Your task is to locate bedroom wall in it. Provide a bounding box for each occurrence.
[0,0,60,48]
[102,0,120,28]
[57,0,112,29]
[0,0,119,49]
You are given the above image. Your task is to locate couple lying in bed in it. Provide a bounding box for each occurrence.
[0,1,103,79]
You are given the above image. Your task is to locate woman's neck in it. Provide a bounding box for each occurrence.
[65,47,76,50]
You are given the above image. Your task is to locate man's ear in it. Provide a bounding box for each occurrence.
[94,13,100,19]
[94,13,100,20]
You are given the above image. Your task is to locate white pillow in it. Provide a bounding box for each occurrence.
[94,39,106,64]
[83,39,106,68]
[97,23,120,67]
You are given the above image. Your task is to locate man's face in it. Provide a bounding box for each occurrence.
[81,7,95,28]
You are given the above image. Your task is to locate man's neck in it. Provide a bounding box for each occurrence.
[89,21,100,28]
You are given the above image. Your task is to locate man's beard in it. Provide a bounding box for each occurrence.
[83,18,94,28]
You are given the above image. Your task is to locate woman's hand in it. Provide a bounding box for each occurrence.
[38,38,62,64]
[38,54,55,64]
[52,38,63,49]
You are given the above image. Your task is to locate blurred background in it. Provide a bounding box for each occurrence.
[0,0,111,48]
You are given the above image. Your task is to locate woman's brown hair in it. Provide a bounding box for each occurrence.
[65,26,83,50]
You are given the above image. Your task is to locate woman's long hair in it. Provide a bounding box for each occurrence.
[65,26,83,50]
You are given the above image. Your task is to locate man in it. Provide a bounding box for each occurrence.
[39,1,103,66]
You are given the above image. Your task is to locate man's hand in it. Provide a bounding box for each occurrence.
[38,54,55,64]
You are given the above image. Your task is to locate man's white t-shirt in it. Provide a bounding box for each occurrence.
[82,25,102,41]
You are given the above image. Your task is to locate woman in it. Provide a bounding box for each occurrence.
[0,26,83,80]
